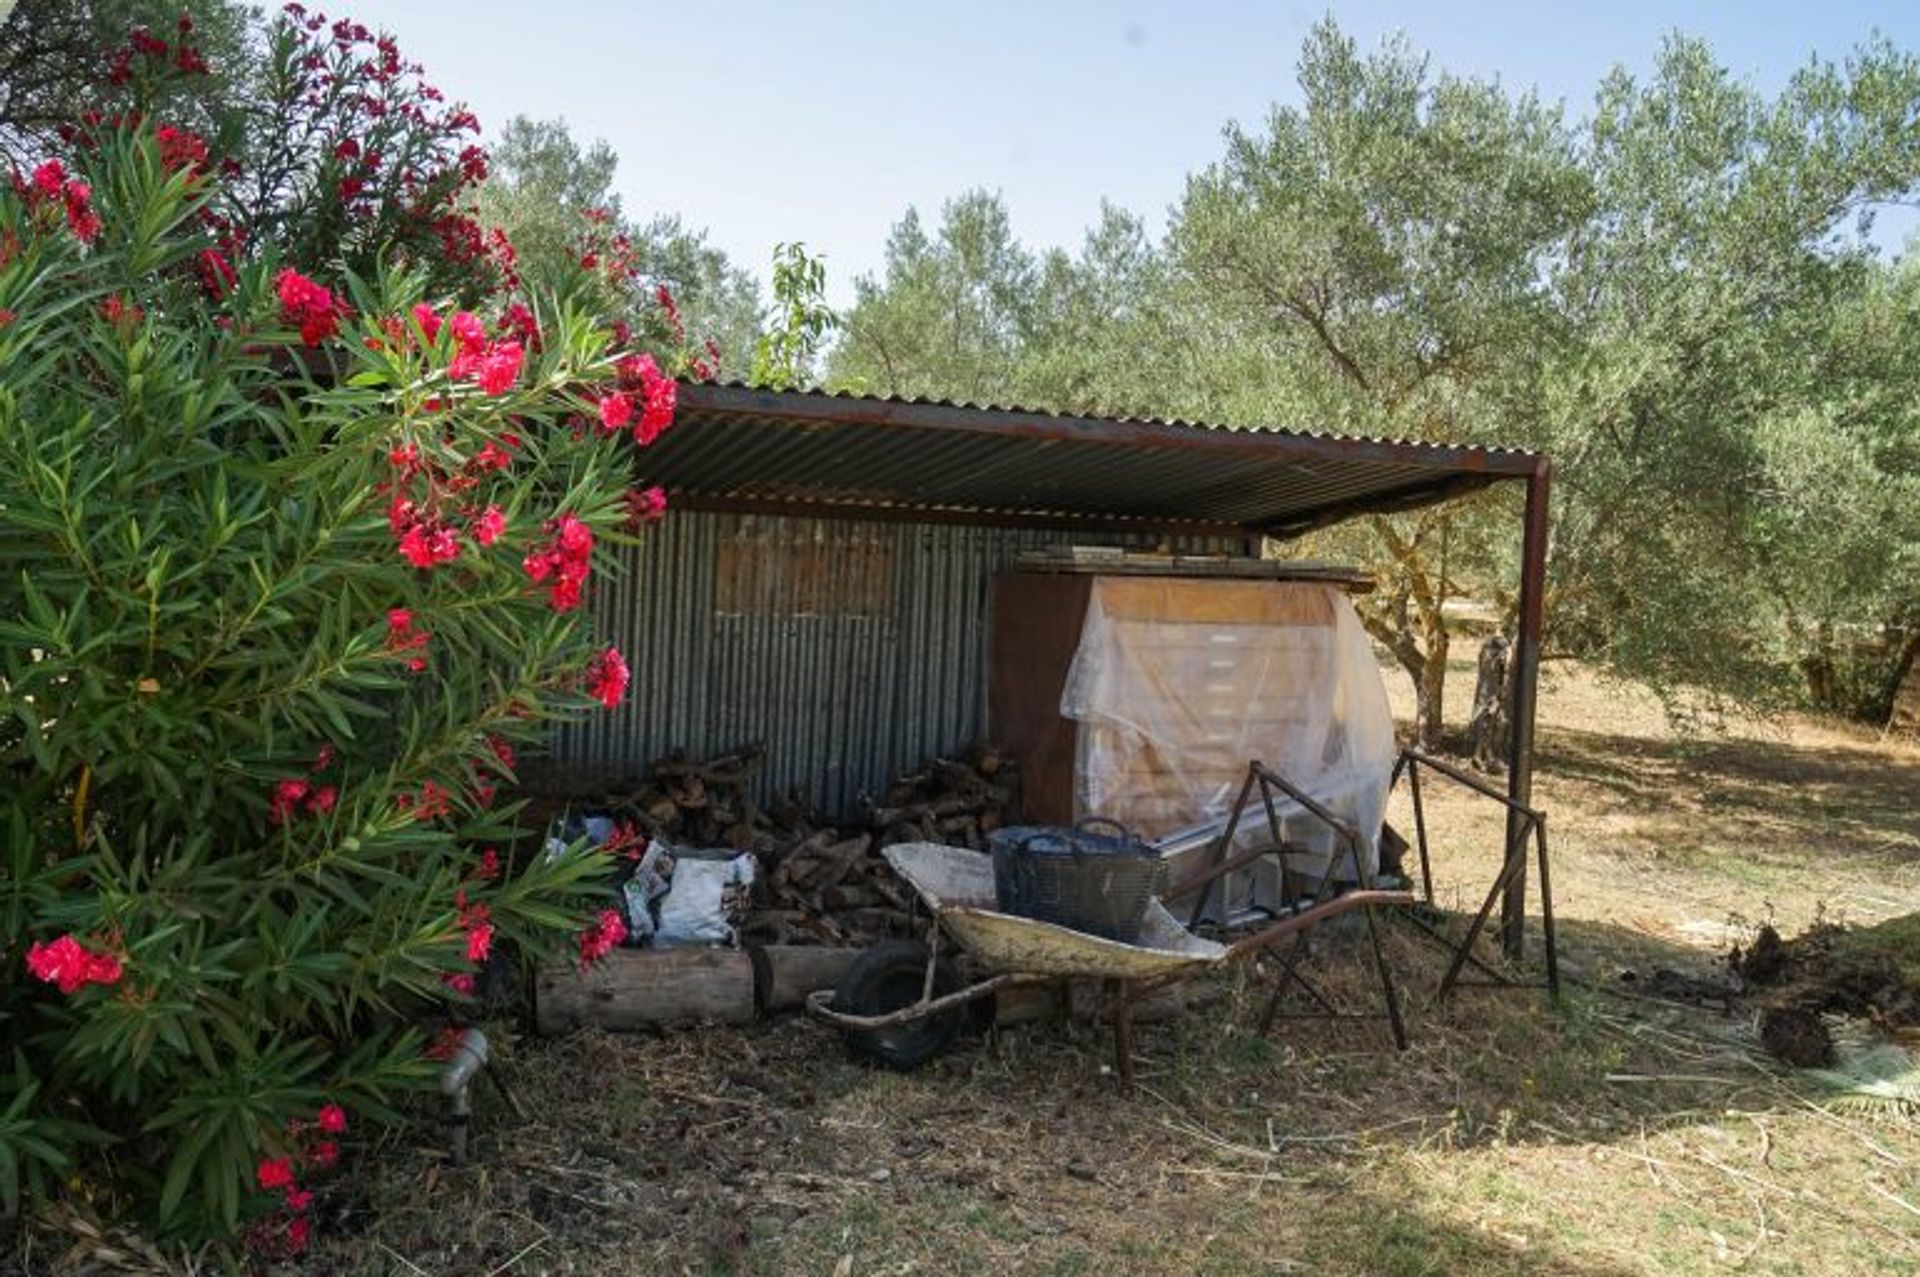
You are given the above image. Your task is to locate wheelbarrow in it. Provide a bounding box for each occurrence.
[806,831,1414,1088]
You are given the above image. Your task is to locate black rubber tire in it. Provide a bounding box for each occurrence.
[831,939,962,1070]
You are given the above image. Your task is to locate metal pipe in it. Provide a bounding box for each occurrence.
[439,1027,490,1166]
[1503,464,1552,957]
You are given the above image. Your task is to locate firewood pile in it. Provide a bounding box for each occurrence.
[563,741,1019,947]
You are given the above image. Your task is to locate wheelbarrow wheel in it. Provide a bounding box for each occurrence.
[832,939,962,1070]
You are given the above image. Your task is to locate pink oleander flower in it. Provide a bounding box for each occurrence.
[471,504,506,546]
[586,645,630,709]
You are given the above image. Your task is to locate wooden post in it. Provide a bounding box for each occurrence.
[1502,464,1551,958]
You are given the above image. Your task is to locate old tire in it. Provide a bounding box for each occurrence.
[832,940,962,1070]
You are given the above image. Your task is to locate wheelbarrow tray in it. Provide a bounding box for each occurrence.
[882,842,1225,980]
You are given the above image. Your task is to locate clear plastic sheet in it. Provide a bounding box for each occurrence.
[1060,579,1397,879]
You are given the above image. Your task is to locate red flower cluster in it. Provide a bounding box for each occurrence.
[586,645,630,709]
[100,294,144,327]
[577,908,626,969]
[195,249,237,300]
[474,847,503,881]
[251,1100,339,1258]
[268,777,336,824]
[25,934,123,994]
[471,503,506,547]
[105,17,207,86]
[601,820,648,861]
[385,606,430,672]
[154,124,209,175]
[275,268,348,346]
[623,485,669,529]
[27,160,101,245]
[388,497,462,571]
[615,354,677,445]
[499,300,539,348]
[440,306,524,396]
[596,391,632,432]
[522,514,594,611]
[425,1024,466,1061]
[454,888,493,964]
[396,779,452,822]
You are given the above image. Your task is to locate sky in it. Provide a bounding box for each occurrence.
[344,1,1920,309]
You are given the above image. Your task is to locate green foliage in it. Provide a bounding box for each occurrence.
[0,124,645,1240]
[0,0,253,166]
[830,20,1920,727]
[479,115,765,371]
[751,241,836,389]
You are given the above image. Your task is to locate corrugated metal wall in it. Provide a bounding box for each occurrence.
[555,511,1238,816]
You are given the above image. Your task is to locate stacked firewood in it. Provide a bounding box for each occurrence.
[538,741,1018,947]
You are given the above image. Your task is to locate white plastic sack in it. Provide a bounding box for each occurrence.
[1060,579,1396,879]
[653,852,757,948]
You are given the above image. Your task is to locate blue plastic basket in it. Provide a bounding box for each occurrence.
[989,819,1163,943]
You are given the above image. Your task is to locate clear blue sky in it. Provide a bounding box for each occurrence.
[345,1,1920,308]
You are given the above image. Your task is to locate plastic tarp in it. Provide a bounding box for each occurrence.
[1059,578,1397,883]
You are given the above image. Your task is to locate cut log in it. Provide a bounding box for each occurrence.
[749,944,863,1011]
[534,948,756,1033]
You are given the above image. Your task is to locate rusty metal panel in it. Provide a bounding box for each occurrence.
[553,511,1236,818]
[638,382,1541,538]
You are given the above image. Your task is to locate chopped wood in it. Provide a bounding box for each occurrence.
[519,739,1017,950]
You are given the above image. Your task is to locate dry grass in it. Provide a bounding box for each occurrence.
[41,661,1920,1275]
[305,660,1920,1276]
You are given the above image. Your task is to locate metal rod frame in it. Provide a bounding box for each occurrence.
[1182,760,1411,1051]
[1391,748,1559,1001]
[1504,465,1552,955]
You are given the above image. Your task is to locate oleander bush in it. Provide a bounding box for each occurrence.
[0,9,683,1250]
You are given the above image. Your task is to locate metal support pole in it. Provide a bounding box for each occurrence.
[1502,464,1552,957]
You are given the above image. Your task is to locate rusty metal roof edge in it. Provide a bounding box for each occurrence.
[675,380,1545,478]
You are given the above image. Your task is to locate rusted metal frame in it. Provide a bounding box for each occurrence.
[675,383,1543,479]
[1186,766,1260,929]
[1390,744,1560,999]
[1196,889,1415,963]
[1257,753,1410,1050]
[1534,814,1560,997]
[1161,842,1301,903]
[803,971,1042,1031]
[1394,909,1513,985]
[921,927,942,1005]
[1435,813,1539,1000]
[1386,752,1435,906]
[1401,748,1540,811]
[1260,937,1335,1034]
[1257,470,1504,541]
[670,492,1257,540]
[1111,978,1136,1091]
[1249,762,1369,893]
[1504,463,1552,956]
[1407,761,1435,906]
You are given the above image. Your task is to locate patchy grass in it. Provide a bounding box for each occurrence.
[28,662,1920,1274]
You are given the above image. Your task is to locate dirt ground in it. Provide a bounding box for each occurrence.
[38,660,1915,1275]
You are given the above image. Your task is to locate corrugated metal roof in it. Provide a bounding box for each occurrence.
[651,382,1542,537]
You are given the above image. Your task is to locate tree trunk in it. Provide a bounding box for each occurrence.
[1470,634,1512,771]
[1414,619,1450,752]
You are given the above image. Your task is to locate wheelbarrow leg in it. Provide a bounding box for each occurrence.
[1109,978,1135,1093]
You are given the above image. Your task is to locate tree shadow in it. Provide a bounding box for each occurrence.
[1538,725,1920,868]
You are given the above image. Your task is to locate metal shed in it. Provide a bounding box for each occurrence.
[551,381,1552,953]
